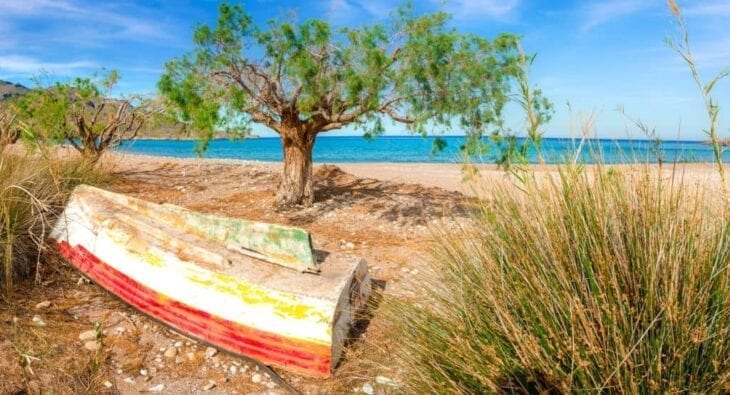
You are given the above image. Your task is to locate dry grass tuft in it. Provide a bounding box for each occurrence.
[0,152,109,296]
[382,165,729,393]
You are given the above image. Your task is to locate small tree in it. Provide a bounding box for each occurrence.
[160,3,528,206]
[17,71,150,164]
[0,103,19,153]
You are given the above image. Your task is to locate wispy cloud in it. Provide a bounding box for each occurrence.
[442,0,521,20]
[579,0,654,32]
[684,1,730,16]
[0,55,98,75]
[0,0,172,43]
[327,0,358,25]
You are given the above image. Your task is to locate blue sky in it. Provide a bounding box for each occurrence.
[0,0,728,141]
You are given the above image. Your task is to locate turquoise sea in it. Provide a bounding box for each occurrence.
[116,136,730,164]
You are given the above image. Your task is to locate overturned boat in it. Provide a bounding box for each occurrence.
[51,185,371,378]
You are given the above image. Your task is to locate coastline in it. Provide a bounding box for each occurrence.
[108,151,730,196]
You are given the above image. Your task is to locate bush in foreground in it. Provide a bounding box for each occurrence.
[0,153,108,295]
[386,166,729,393]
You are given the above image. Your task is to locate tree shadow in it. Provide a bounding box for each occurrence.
[311,165,470,226]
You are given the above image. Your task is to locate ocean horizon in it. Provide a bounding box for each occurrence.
[115,135,729,164]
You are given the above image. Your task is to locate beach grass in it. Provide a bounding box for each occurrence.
[0,152,108,296]
[380,163,729,393]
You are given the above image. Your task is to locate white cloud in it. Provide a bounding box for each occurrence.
[421,0,521,21]
[0,55,97,75]
[327,0,359,24]
[580,0,654,32]
[446,0,520,19]
[0,0,171,42]
[684,1,730,16]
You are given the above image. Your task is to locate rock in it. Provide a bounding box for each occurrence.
[376,375,398,386]
[205,346,218,358]
[174,341,183,348]
[175,356,184,364]
[164,347,177,359]
[186,352,196,361]
[140,369,149,376]
[345,242,355,250]
[124,377,135,384]
[79,330,96,342]
[148,384,165,392]
[84,341,99,351]
[203,380,216,391]
[31,315,46,327]
[251,373,263,384]
[103,381,113,389]
[362,383,375,395]
[35,301,51,309]
[229,365,238,375]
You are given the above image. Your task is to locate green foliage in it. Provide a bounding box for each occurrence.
[159,2,532,148]
[16,70,149,163]
[384,166,730,393]
[490,47,553,172]
[667,0,727,183]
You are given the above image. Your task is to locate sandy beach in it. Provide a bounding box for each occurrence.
[2,150,728,394]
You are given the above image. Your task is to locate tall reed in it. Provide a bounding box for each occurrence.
[385,165,729,393]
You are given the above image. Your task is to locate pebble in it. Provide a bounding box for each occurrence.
[31,315,46,327]
[205,347,218,358]
[148,384,165,392]
[83,341,99,351]
[140,369,149,376]
[229,365,238,375]
[376,375,398,386]
[174,341,183,348]
[251,373,263,384]
[362,383,375,395]
[175,356,184,364]
[103,381,113,389]
[124,377,135,384]
[203,380,216,391]
[35,301,51,309]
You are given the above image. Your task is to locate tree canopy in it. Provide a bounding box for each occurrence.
[16,71,152,163]
[159,3,548,206]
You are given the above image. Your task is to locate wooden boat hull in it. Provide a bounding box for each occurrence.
[51,186,371,378]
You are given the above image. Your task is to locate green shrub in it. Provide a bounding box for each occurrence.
[386,166,729,393]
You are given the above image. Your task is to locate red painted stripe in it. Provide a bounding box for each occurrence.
[57,241,332,377]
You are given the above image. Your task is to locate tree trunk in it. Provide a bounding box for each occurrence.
[276,129,315,207]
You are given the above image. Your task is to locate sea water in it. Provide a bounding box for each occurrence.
[115,136,729,164]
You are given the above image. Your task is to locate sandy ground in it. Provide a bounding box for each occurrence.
[1,151,728,394]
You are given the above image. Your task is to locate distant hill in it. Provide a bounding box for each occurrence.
[0,80,30,100]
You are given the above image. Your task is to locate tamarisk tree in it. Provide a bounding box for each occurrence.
[18,71,151,164]
[160,3,526,206]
